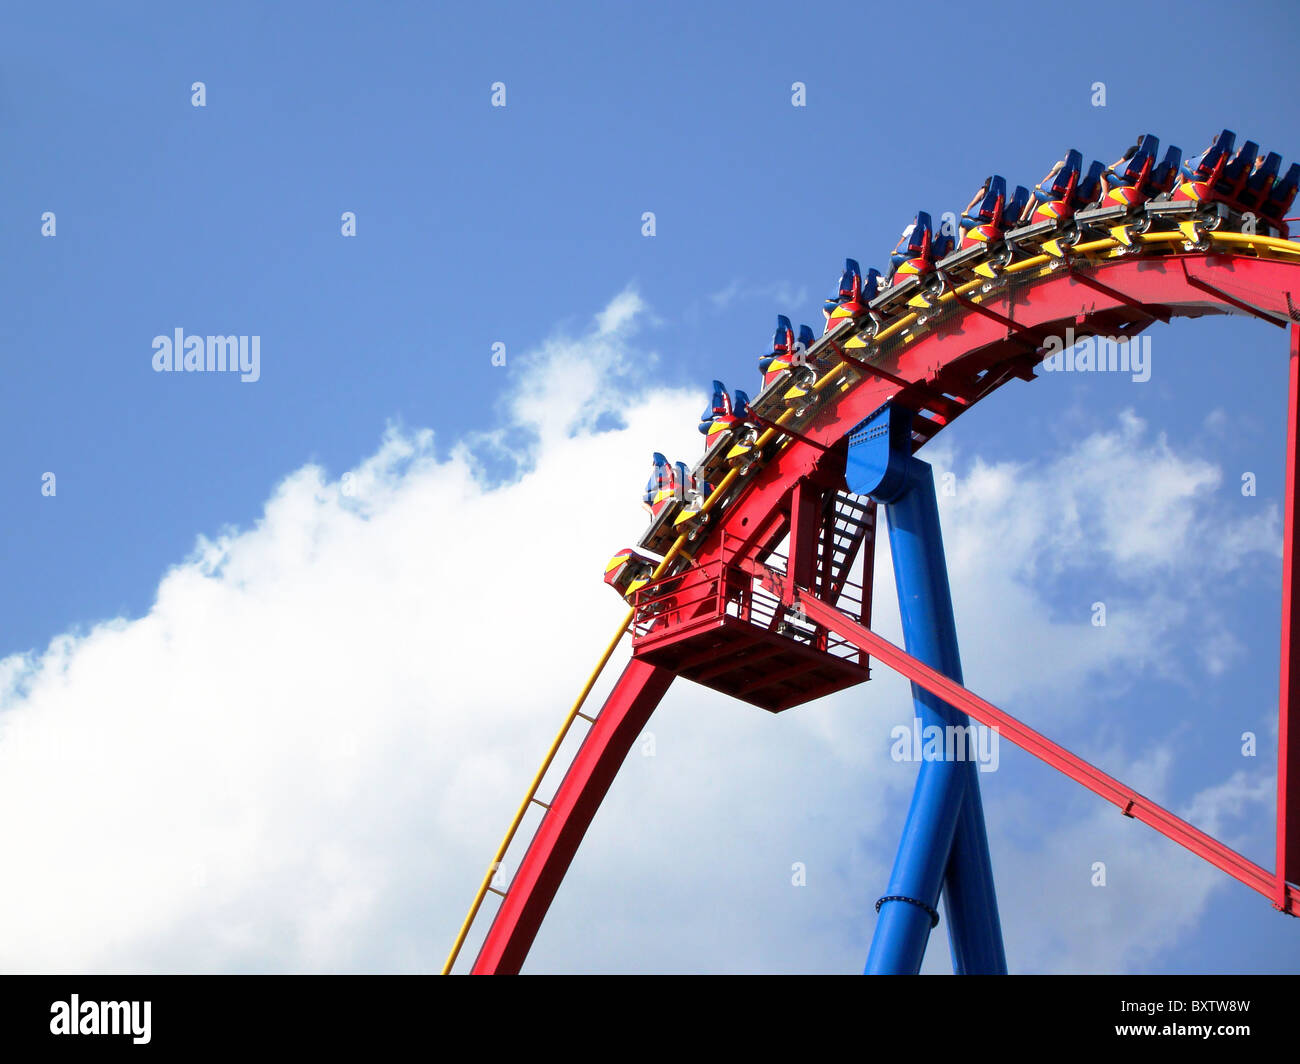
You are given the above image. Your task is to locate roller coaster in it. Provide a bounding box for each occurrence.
[445,129,1300,974]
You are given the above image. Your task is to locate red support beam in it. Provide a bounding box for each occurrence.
[944,277,1042,345]
[675,631,764,675]
[1278,323,1300,906]
[788,480,821,590]
[1067,266,1171,323]
[791,586,1300,915]
[471,660,676,973]
[826,339,911,390]
[1181,260,1288,328]
[692,640,788,683]
[733,657,823,696]
[829,341,967,418]
[748,411,833,453]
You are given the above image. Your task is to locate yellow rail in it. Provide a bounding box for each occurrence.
[1212,231,1300,255]
[443,226,1300,973]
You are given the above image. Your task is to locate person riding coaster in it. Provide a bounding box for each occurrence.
[880,212,945,311]
[1157,129,1240,247]
[955,175,1030,278]
[1082,133,1181,250]
[1016,150,1107,258]
[888,214,927,279]
[1237,152,1283,213]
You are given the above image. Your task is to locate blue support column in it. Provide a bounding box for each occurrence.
[847,404,1006,975]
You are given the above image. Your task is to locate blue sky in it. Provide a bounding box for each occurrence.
[2,0,1299,973]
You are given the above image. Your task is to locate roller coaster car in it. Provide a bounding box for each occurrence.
[823,257,860,324]
[931,226,956,261]
[796,323,817,363]
[1075,135,1180,251]
[1222,150,1297,239]
[790,316,850,410]
[1180,129,1236,185]
[1001,150,1094,256]
[823,258,882,335]
[1215,138,1261,199]
[778,313,842,418]
[1237,152,1282,211]
[1148,129,1237,244]
[822,259,884,355]
[722,391,758,466]
[1261,164,1299,236]
[959,176,1008,245]
[642,451,676,522]
[1155,129,1298,242]
[877,212,944,313]
[1024,157,1106,259]
[604,547,655,599]
[639,455,712,552]
[637,452,712,551]
[698,380,757,467]
[940,177,1031,280]
[1103,135,1160,206]
[752,315,819,420]
[1146,145,1182,196]
[1029,150,1085,222]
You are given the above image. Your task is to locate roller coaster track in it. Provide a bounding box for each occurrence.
[444,229,1300,973]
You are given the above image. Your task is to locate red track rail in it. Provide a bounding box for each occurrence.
[466,246,1300,972]
[472,660,674,973]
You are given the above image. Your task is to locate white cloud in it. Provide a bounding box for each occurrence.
[921,411,1280,709]
[0,291,1280,974]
